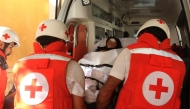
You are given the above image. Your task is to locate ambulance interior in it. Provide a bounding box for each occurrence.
[57,0,190,61]
[57,0,190,108]
[3,0,190,109]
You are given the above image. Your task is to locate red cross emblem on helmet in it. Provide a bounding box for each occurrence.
[157,19,165,24]
[65,30,69,38]
[65,30,74,42]
[39,24,47,31]
[3,33,10,40]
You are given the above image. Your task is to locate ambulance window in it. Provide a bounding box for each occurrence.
[106,29,113,38]
[95,26,105,44]
[114,29,122,38]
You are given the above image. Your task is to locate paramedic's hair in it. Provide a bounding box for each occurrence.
[36,36,61,47]
[137,27,167,42]
[123,31,129,38]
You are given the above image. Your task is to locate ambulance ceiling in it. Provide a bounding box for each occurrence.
[103,0,182,26]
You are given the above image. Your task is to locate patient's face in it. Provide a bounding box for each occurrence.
[107,38,117,48]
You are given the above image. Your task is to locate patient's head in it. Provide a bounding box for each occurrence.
[106,37,122,49]
[106,38,117,48]
[96,37,122,52]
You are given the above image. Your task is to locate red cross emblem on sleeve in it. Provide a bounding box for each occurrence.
[3,33,10,40]
[157,19,165,24]
[39,24,47,31]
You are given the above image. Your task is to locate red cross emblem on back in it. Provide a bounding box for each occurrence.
[157,19,165,24]
[149,78,169,99]
[25,79,42,98]
[39,24,47,31]
[3,33,10,40]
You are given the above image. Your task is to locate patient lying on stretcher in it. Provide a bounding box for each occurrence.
[79,37,122,103]
[79,48,123,103]
[78,37,136,108]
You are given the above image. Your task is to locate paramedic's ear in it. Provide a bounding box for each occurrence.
[0,41,4,49]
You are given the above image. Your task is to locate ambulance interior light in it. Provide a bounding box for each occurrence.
[81,0,91,6]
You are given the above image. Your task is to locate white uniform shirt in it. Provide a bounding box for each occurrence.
[66,60,85,97]
[109,48,131,83]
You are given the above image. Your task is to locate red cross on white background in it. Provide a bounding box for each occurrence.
[3,33,10,40]
[142,71,174,106]
[20,73,49,105]
[157,19,165,24]
[149,78,169,99]
[65,30,69,38]
[39,24,47,31]
[25,79,42,98]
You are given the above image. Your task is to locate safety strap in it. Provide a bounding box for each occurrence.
[80,63,113,68]
[85,77,104,85]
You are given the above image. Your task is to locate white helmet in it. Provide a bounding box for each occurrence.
[0,27,20,47]
[36,19,69,41]
[136,19,170,39]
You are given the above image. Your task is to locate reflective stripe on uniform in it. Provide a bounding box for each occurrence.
[130,48,182,62]
[18,54,71,62]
